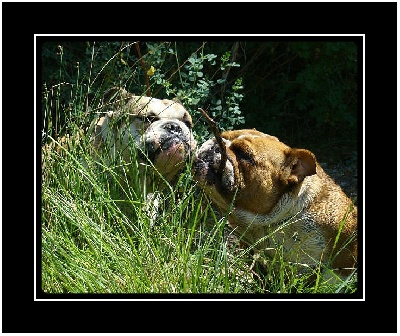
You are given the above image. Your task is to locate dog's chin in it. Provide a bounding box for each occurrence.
[146,137,194,182]
[154,141,186,170]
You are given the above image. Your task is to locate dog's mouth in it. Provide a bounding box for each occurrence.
[193,145,220,185]
[193,138,235,193]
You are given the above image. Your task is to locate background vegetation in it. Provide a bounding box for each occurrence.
[41,39,358,157]
[40,39,359,295]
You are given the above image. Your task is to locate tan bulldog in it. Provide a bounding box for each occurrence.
[193,128,357,281]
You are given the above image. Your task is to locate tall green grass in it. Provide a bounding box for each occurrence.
[41,132,256,293]
[41,127,357,294]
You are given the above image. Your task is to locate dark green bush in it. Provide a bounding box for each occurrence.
[41,39,358,155]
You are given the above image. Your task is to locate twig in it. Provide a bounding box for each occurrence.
[198,108,227,175]
[135,41,151,97]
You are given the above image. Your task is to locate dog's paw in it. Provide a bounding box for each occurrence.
[144,192,162,227]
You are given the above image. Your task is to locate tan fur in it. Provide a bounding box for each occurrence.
[193,129,357,279]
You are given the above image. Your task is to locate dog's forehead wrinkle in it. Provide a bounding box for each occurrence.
[222,138,232,148]
[197,138,218,154]
[126,96,188,119]
[237,134,261,140]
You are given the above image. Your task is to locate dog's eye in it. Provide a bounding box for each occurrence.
[232,146,254,164]
[183,120,193,129]
[146,115,159,124]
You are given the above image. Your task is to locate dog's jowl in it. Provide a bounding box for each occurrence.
[193,128,357,281]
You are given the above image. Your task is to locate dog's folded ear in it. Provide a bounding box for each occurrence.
[284,148,317,185]
[102,86,134,108]
[171,97,193,128]
[102,86,125,104]
[172,97,183,105]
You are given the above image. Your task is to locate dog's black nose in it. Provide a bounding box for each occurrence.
[162,121,182,135]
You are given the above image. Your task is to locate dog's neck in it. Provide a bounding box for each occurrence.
[231,174,322,228]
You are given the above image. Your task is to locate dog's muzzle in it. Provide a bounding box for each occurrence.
[193,138,236,193]
[193,139,224,184]
[141,119,196,165]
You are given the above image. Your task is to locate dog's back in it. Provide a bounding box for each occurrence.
[306,165,357,277]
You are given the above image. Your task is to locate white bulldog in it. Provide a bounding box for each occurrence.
[92,87,196,186]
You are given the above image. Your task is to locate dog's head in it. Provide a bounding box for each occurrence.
[193,128,317,215]
[92,87,196,183]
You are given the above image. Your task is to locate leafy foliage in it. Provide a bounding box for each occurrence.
[143,42,245,141]
[41,39,358,155]
[41,41,246,145]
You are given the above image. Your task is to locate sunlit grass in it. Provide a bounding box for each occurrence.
[40,130,357,294]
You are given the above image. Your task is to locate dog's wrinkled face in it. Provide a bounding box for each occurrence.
[94,88,196,183]
[193,129,316,215]
[139,117,196,181]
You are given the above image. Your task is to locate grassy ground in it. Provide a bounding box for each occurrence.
[40,127,358,295]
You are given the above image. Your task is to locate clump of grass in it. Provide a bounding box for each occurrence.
[41,130,262,293]
[41,129,357,294]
